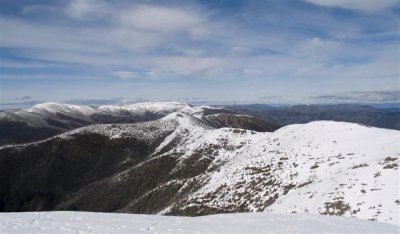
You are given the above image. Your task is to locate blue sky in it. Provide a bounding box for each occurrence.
[0,0,399,107]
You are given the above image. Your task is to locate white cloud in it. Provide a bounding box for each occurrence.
[304,0,398,12]
[189,26,211,39]
[21,5,57,14]
[298,37,340,59]
[293,53,399,83]
[0,18,111,53]
[155,57,226,76]
[242,68,264,76]
[1,0,398,102]
[112,71,139,80]
[119,5,202,33]
[110,28,162,52]
[0,59,49,68]
[310,90,400,103]
[66,0,108,18]
[1,2,226,79]
[307,37,337,48]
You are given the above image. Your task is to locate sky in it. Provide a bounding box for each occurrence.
[0,0,399,108]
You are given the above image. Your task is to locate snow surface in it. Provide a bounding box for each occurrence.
[149,114,400,225]
[98,102,189,116]
[0,211,398,234]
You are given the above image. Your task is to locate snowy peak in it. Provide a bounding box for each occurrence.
[268,121,399,155]
[0,102,194,146]
[62,110,210,142]
[27,102,96,114]
[97,102,189,115]
[21,101,189,117]
[161,121,399,224]
[0,101,277,146]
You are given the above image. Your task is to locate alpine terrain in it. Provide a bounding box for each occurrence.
[0,102,398,228]
[0,102,280,146]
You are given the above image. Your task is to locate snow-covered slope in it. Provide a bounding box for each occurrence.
[0,102,189,129]
[0,102,192,146]
[0,110,398,225]
[160,118,399,224]
[98,102,189,116]
[0,211,397,234]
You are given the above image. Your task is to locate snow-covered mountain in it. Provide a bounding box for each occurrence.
[0,102,279,146]
[166,118,399,224]
[0,101,188,129]
[225,103,400,130]
[0,102,189,146]
[0,109,398,225]
[0,211,398,234]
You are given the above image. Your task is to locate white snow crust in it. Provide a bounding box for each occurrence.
[0,211,398,234]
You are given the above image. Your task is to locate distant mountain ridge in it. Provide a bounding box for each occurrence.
[2,101,399,146]
[0,102,280,146]
[0,102,189,128]
[1,102,399,147]
[223,103,400,130]
[0,102,190,146]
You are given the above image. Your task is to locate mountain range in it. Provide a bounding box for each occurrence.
[1,102,399,146]
[0,102,398,225]
[224,103,400,130]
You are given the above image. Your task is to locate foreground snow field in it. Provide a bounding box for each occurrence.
[0,212,398,234]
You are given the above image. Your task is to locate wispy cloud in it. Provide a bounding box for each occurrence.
[112,71,140,80]
[310,90,400,103]
[0,100,42,110]
[64,97,126,106]
[154,57,226,76]
[0,0,398,103]
[119,5,203,33]
[304,0,398,12]
[65,0,109,19]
